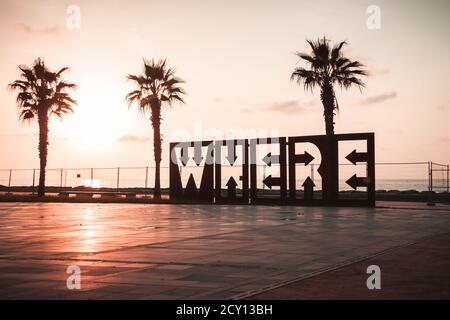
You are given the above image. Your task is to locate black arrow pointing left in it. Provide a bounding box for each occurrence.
[346,149,368,165]
[346,174,369,190]
[262,152,280,167]
[262,175,281,189]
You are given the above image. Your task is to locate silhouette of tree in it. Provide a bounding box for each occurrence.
[291,37,367,136]
[126,58,186,199]
[9,58,77,197]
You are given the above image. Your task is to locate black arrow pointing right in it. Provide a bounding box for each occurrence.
[294,151,314,165]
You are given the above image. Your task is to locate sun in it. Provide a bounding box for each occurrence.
[53,79,129,153]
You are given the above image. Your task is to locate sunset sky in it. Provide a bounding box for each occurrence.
[0,0,449,171]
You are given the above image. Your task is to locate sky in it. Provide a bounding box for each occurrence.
[0,0,449,173]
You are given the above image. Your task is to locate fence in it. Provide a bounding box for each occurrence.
[0,166,169,191]
[0,161,448,193]
[429,162,449,192]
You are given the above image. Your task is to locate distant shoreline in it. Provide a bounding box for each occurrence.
[1,188,448,205]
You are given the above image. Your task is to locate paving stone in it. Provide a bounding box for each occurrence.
[0,202,449,299]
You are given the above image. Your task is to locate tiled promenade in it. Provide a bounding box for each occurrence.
[0,202,449,299]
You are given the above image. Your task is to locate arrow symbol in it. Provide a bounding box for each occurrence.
[262,152,280,167]
[226,141,238,166]
[346,174,369,190]
[180,144,189,166]
[302,176,315,201]
[184,173,198,199]
[346,149,368,165]
[262,175,281,189]
[226,177,238,200]
[294,151,314,165]
[193,143,203,166]
[205,143,214,165]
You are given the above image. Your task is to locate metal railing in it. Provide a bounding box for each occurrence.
[0,166,170,191]
[0,161,448,193]
[429,162,450,192]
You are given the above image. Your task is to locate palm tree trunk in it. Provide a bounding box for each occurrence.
[320,79,335,137]
[37,110,49,197]
[151,104,162,199]
[320,80,338,202]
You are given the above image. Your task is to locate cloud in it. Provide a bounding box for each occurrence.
[361,92,397,105]
[263,100,315,114]
[14,22,61,36]
[371,68,390,76]
[2,133,35,139]
[117,135,149,142]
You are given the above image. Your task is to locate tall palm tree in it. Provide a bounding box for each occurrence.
[291,37,367,136]
[9,58,77,197]
[126,58,186,199]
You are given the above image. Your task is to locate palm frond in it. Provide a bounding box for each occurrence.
[56,67,69,78]
[127,74,147,86]
[18,65,36,83]
[330,41,346,65]
[315,37,330,64]
[335,75,366,89]
[32,58,47,80]
[8,80,29,92]
[126,57,186,115]
[52,101,74,119]
[291,67,321,91]
[140,94,157,110]
[296,52,316,65]
[125,90,142,107]
[10,58,77,123]
[19,109,36,123]
[168,94,185,104]
[291,37,368,120]
[165,86,186,95]
[340,60,365,70]
[16,92,33,104]
[56,81,77,91]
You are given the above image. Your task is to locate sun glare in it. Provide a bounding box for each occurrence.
[53,79,128,153]
[82,179,102,188]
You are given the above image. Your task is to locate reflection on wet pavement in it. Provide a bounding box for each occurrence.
[0,202,449,299]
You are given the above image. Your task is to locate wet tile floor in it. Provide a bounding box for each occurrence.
[0,202,449,299]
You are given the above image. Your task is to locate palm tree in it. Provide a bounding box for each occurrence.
[291,37,367,136]
[126,58,186,199]
[9,58,77,197]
